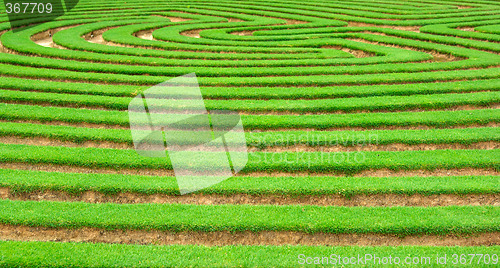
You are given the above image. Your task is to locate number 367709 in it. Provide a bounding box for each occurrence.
[5,2,53,14]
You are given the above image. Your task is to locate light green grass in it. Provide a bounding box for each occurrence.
[1,241,499,267]
[0,199,498,234]
[0,143,498,174]
[1,169,498,196]
[1,89,498,112]
[1,122,498,146]
[1,103,498,129]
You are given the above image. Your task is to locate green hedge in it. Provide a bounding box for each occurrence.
[1,169,498,196]
[1,103,498,128]
[2,89,498,112]
[1,122,498,146]
[0,199,499,234]
[0,143,498,173]
[1,241,499,268]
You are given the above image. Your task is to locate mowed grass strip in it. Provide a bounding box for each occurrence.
[0,199,498,234]
[0,103,498,129]
[2,76,498,99]
[0,62,498,85]
[1,89,498,112]
[1,241,499,268]
[1,122,498,146]
[1,169,498,196]
[0,143,498,173]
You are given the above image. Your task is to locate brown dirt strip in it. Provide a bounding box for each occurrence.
[1,188,498,207]
[196,77,496,88]
[0,162,497,178]
[255,141,499,152]
[253,64,500,78]
[276,18,308,25]
[83,27,127,47]
[247,168,500,178]
[30,25,82,49]
[0,73,140,86]
[231,30,256,36]
[0,99,111,111]
[0,119,130,130]
[209,89,498,100]
[151,15,192,22]
[322,45,375,58]
[1,135,499,152]
[345,38,464,62]
[134,29,155,40]
[0,162,174,177]
[178,13,247,23]
[2,119,498,133]
[0,225,497,246]
[0,136,130,149]
[346,22,420,32]
[349,31,500,55]
[260,122,500,132]
[357,168,500,178]
[229,17,307,36]
[237,104,500,115]
[32,37,63,49]
[227,18,246,23]
[225,14,307,25]
[457,26,476,32]
[180,29,202,38]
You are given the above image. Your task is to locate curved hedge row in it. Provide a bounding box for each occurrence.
[0,1,498,260]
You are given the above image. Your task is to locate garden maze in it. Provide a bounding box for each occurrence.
[0,0,499,266]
